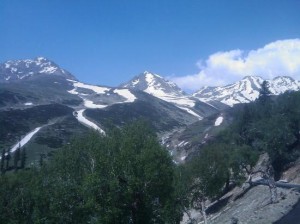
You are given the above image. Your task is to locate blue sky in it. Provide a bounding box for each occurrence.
[1,0,300,90]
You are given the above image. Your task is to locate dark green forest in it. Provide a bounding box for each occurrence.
[1,88,300,223]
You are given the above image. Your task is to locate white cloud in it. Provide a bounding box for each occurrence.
[170,39,300,91]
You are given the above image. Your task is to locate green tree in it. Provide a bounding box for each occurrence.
[259,81,271,98]
[187,144,230,224]
[229,145,259,184]
[0,149,5,174]
[20,147,26,169]
[5,150,11,171]
[13,147,21,171]
[28,121,180,223]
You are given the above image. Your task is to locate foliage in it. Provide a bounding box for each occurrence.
[0,121,182,223]
[187,144,230,204]
[218,90,300,178]
[175,89,300,222]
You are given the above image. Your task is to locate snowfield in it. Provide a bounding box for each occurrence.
[113,89,136,102]
[68,80,110,94]
[67,79,137,109]
[177,106,202,119]
[67,88,79,95]
[10,127,42,153]
[76,109,105,134]
[83,99,108,109]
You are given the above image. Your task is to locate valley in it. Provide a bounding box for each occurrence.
[1,57,300,223]
[2,1,299,223]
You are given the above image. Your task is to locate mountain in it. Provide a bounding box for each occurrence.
[0,58,205,165]
[0,75,81,109]
[3,58,300,224]
[3,57,300,166]
[193,76,300,106]
[122,71,185,98]
[0,57,76,82]
[122,71,219,119]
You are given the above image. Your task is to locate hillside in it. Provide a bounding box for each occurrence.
[0,58,216,166]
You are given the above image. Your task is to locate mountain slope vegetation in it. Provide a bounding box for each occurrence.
[0,121,185,223]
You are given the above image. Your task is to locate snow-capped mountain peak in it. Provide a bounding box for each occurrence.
[122,71,219,119]
[193,75,300,106]
[0,57,76,82]
[193,76,263,106]
[269,76,300,94]
[122,71,185,98]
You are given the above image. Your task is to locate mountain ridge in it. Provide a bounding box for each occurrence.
[122,71,219,119]
[0,57,76,82]
[2,57,300,109]
[193,75,300,106]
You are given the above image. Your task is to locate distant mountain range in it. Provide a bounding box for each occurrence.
[2,58,299,108]
[0,58,215,165]
[193,76,300,106]
[1,57,300,164]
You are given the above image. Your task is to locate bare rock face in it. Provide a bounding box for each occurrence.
[207,153,300,223]
[181,186,300,224]
[281,158,300,184]
[208,186,300,224]
[181,153,300,224]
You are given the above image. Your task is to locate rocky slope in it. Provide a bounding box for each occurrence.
[182,154,300,224]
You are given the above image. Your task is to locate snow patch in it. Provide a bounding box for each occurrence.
[76,109,105,134]
[20,75,29,79]
[40,66,57,74]
[132,79,139,86]
[83,99,108,109]
[9,127,42,153]
[72,81,110,94]
[178,141,186,147]
[113,89,136,102]
[214,116,224,126]
[68,88,79,95]
[177,106,202,119]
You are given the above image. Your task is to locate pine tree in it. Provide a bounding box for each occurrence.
[0,149,5,174]
[14,147,21,171]
[20,147,26,169]
[259,80,271,103]
[187,144,230,224]
[6,150,11,170]
[39,153,44,168]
